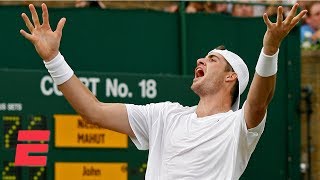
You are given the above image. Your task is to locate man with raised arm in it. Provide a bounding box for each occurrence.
[20,3,306,179]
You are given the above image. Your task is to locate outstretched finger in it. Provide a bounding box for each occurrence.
[21,13,34,33]
[42,3,51,28]
[29,4,40,28]
[276,6,283,26]
[20,29,35,42]
[263,13,272,29]
[291,10,308,27]
[284,3,299,25]
[55,18,66,35]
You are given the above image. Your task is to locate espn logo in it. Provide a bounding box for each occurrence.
[14,130,50,166]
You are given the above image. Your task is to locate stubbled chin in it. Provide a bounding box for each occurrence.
[192,77,202,88]
[191,80,201,94]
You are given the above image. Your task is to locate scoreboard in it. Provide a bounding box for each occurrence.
[0,69,197,180]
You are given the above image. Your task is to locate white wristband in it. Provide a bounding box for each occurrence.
[255,47,279,77]
[43,52,74,85]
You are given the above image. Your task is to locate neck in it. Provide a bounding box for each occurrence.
[196,90,232,118]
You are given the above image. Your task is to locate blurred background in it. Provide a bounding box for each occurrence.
[0,0,319,180]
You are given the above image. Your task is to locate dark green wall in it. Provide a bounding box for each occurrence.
[1,6,180,74]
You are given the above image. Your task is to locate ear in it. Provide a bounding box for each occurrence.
[225,72,237,82]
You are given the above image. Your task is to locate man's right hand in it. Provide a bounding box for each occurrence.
[20,3,135,137]
[20,3,66,61]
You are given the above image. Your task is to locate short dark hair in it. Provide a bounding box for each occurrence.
[215,45,239,106]
[215,45,226,50]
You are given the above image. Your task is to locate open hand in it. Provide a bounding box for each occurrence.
[262,3,307,55]
[20,3,66,61]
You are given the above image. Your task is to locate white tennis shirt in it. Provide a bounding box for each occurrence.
[126,101,266,180]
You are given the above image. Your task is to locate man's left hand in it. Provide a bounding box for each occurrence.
[263,3,307,55]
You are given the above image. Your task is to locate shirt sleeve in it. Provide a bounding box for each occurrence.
[233,102,267,176]
[235,101,267,154]
[125,102,167,150]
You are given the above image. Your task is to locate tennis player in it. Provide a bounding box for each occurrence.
[20,3,306,179]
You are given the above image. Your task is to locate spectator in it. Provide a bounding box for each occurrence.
[301,1,320,46]
[265,6,277,17]
[185,2,205,13]
[97,1,179,13]
[297,0,308,23]
[0,1,25,6]
[24,1,74,8]
[252,0,266,17]
[253,0,296,17]
[232,1,254,17]
[75,0,106,9]
[282,0,297,17]
[163,3,179,13]
[297,0,307,10]
[212,2,230,15]
[186,1,229,15]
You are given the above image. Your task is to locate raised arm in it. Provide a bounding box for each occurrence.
[244,4,307,129]
[20,3,134,137]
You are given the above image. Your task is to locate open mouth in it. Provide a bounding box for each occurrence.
[195,67,205,79]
